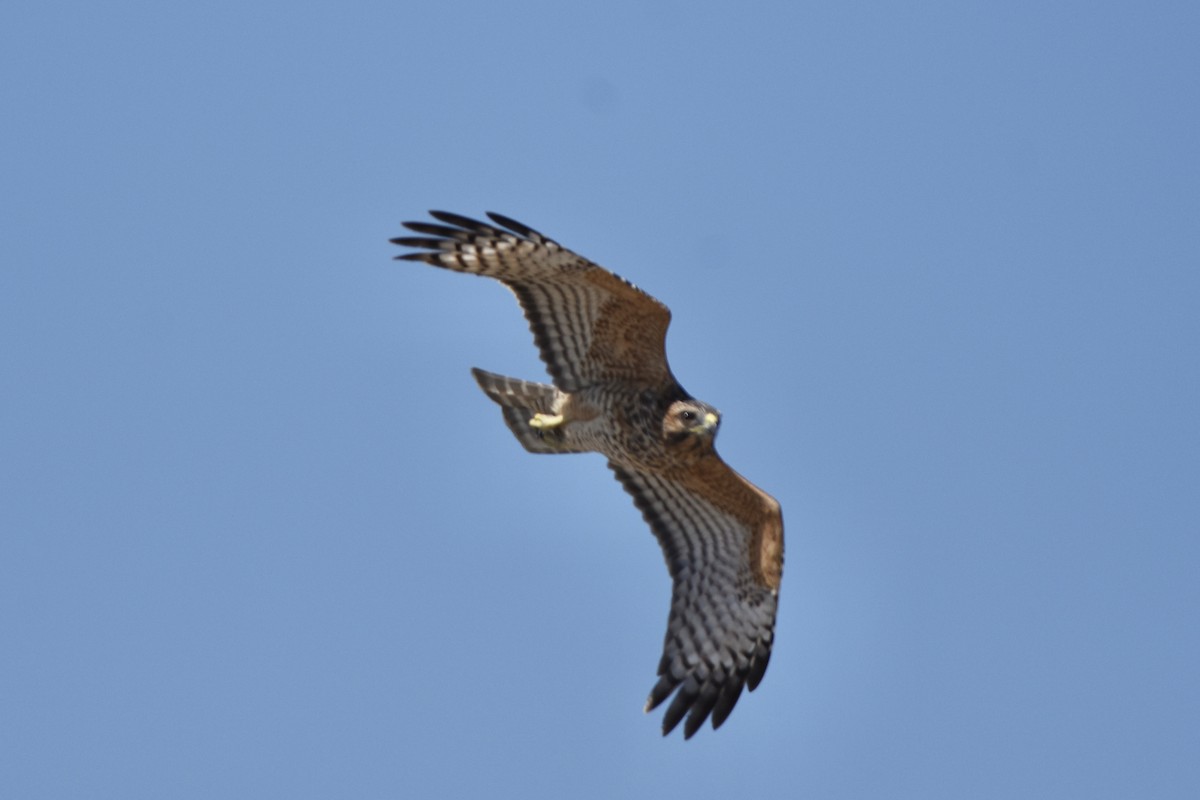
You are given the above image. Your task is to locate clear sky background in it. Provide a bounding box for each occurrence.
[3,2,1198,798]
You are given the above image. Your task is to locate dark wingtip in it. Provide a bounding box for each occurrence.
[390,236,442,249]
[403,221,466,237]
[648,670,752,738]
[747,646,772,691]
[682,686,720,739]
[710,678,746,730]
[659,680,698,737]
[644,675,675,713]
[486,211,543,241]
[427,209,497,233]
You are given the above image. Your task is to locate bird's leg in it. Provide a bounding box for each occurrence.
[528,412,564,430]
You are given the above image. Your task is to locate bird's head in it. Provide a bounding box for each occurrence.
[663,399,721,454]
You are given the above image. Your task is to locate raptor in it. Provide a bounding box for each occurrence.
[392,211,783,738]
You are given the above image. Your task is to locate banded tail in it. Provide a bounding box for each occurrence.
[471,368,587,454]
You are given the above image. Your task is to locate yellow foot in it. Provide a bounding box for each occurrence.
[528,412,564,430]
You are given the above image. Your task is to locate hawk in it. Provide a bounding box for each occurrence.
[391,211,784,738]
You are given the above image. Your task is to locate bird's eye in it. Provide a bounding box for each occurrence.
[680,410,696,422]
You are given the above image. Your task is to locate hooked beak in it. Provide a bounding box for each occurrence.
[690,412,720,439]
[671,410,720,447]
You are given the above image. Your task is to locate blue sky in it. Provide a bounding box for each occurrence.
[3,1,1198,797]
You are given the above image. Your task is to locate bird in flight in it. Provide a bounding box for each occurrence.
[391,211,783,738]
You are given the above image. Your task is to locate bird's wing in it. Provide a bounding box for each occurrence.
[609,454,783,738]
[393,211,673,392]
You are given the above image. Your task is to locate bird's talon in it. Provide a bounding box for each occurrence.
[529,412,564,430]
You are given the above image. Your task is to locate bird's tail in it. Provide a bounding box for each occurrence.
[471,368,587,454]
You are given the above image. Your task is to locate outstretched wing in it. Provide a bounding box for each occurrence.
[610,455,783,738]
[392,211,673,392]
